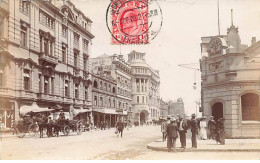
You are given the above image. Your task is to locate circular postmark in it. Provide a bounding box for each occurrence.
[106,0,163,44]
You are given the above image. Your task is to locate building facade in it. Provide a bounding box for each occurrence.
[127,51,160,124]
[168,98,185,118]
[92,67,118,128]
[200,17,260,138]
[91,54,132,122]
[159,99,168,119]
[0,0,94,131]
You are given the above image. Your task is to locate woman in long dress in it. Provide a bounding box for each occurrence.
[199,118,208,140]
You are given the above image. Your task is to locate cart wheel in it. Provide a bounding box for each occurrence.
[77,124,83,135]
[63,125,70,136]
[28,124,39,137]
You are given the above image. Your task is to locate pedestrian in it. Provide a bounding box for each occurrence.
[190,113,198,149]
[215,118,225,145]
[166,115,171,125]
[199,117,208,140]
[177,116,188,148]
[208,116,216,139]
[161,119,167,142]
[166,117,179,152]
[116,119,124,138]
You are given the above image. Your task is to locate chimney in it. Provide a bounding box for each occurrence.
[251,37,256,45]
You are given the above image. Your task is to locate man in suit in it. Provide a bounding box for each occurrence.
[161,119,167,142]
[116,119,124,138]
[177,117,188,148]
[208,116,216,139]
[190,113,198,148]
[166,117,179,152]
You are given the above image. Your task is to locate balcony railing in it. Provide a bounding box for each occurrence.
[39,53,58,65]
[37,93,62,102]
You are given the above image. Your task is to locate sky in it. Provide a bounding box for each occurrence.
[72,0,260,116]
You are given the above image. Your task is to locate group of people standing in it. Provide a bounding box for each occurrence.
[161,113,199,152]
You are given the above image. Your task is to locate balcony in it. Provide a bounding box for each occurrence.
[73,98,83,105]
[37,93,62,102]
[84,100,92,106]
[62,96,73,104]
[39,53,58,65]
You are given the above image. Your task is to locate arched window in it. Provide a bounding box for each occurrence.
[112,87,116,94]
[241,93,260,121]
[93,80,98,88]
[100,81,102,89]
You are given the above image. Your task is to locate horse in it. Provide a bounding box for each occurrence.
[36,115,48,138]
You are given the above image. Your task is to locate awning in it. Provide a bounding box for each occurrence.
[20,103,52,116]
[73,108,91,117]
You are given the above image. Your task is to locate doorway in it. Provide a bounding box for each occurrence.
[212,102,223,121]
[140,111,146,124]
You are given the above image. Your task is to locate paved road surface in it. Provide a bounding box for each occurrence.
[1,126,260,160]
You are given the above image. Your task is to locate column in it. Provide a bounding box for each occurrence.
[110,114,112,128]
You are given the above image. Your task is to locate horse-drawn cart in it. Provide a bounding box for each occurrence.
[52,119,84,136]
[14,107,54,138]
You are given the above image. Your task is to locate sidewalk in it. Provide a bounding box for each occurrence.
[147,138,260,152]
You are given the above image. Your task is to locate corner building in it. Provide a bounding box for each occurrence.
[0,0,94,131]
[127,51,160,124]
[200,19,260,138]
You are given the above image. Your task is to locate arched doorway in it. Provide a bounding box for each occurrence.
[140,111,146,124]
[212,102,223,121]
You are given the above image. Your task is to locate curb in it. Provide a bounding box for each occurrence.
[147,144,260,152]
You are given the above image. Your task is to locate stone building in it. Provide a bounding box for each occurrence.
[0,0,94,131]
[92,67,118,128]
[91,54,132,122]
[168,98,185,118]
[200,13,260,138]
[159,99,169,119]
[127,51,160,124]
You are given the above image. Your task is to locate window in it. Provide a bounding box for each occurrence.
[113,99,116,108]
[49,42,53,56]
[83,56,88,71]
[74,33,79,45]
[23,69,30,90]
[100,81,102,89]
[44,39,48,55]
[93,80,98,88]
[44,76,49,94]
[62,25,68,38]
[20,0,29,15]
[119,102,121,108]
[137,96,139,103]
[142,96,144,103]
[241,93,260,121]
[85,86,88,100]
[74,51,78,67]
[20,25,27,48]
[64,80,69,97]
[105,83,107,91]
[75,83,79,99]
[100,97,103,106]
[39,9,54,29]
[108,84,111,92]
[112,87,116,94]
[62,45,67,63]
[83,39,89,51]
[94,96,97,106]
[109,99,111,107]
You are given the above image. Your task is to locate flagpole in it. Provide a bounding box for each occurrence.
[217,0,220,35]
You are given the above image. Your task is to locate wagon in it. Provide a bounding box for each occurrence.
[14,108,54,138]
[57,119,84,136]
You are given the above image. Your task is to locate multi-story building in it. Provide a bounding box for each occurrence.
[91,54,132,122]
[168,98,185,118]
[127,51,160,124]
[92,67,118,127]
[0,0,94,131]
[159,99,169,119]
[200,13,260,138]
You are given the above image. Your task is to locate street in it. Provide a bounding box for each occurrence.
[1,125,260,160]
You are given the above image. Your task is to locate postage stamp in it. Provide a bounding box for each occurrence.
[106,0,162,45]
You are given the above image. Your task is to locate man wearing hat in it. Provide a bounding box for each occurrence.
[166,115,171,125]
[208,116,216,139]
[190,113,198,148]
[166,117,179,152]
[161,119,167,142]
[177,116,188,148]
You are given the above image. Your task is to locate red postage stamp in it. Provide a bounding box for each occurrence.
[110,0,149,44]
